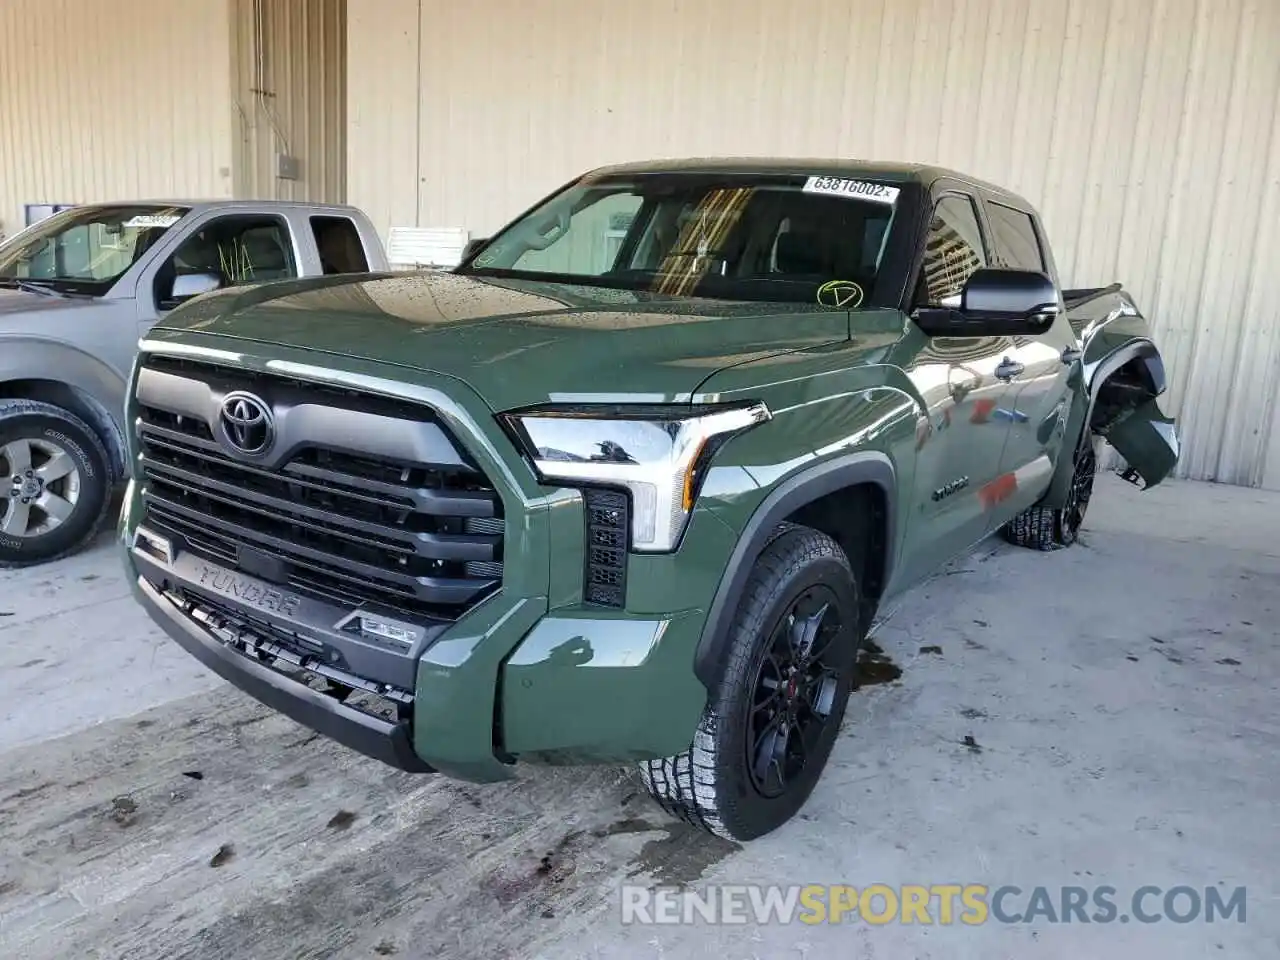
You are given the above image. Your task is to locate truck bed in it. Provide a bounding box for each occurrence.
[1062,283,1122,311]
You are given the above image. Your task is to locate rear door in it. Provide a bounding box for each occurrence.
[982,197,1077,522]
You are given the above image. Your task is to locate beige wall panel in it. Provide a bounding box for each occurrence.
[346,0,421,237]
[0,0,235,237]
[347,0,1280,486]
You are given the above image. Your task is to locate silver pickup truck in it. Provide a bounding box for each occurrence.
[0,199,390,567]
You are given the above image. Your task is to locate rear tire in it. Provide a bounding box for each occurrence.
[1000,432,1098,551]
[0,400,112,568]
[639,524,862,841]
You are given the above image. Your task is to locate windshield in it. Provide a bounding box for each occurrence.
[460,172,900,306]
[0,204,191,295]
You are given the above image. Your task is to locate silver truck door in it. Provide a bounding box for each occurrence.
[134,208,304,333]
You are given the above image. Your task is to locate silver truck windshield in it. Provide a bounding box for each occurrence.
[0,204,191,295]
[460,173,899,306]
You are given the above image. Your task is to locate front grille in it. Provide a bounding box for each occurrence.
[136,357,504,620]
[583,488,629,607]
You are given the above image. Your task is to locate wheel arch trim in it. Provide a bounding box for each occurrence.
[1080,338,1164,456]
[692,451,897,689]
[1040,338,1169,509]
[1083,337,1164,401]
[1,339,129,480]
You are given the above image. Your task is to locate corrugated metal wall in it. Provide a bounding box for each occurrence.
[230,0,347,202]
[347,0,420,241]
[349,0,1280,489]
[0,0,236,238]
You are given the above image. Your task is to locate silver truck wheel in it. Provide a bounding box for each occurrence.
[0,400,112,568]
[3,437,83,537]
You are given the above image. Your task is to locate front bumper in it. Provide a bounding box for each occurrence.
[133,573,433,772]
[115,339,736,782]
[122,501,728,782]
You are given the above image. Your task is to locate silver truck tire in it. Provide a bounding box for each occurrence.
[0,399,113,568]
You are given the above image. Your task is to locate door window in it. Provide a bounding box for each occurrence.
[917,195,988,307]
[154,216,297,308]
[312,216,369,274]
[986,201,1047,273]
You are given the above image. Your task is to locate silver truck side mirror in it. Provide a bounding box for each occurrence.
[171,272,222,301]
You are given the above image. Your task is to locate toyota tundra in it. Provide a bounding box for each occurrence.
[119,159,1179,840]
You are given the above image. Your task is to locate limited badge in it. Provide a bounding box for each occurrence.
[816,280,865,309]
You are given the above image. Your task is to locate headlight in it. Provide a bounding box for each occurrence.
[502,401,771,552]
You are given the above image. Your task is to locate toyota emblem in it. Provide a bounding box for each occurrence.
[219,391,274,456]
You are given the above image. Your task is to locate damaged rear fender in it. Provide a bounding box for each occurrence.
[1102,396,1179,489]
[1042,339,1179,506]
[1085,339,1179,489]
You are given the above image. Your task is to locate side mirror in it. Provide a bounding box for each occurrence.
[915,268,1060,337]
[171,272,222,302]
[461,237,489,263]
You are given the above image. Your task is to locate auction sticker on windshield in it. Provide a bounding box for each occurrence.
[123,214,182,229]
[803,177,899,204]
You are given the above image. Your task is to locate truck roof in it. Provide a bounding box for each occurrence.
[75,199,368,215]
[586,156,1026,203]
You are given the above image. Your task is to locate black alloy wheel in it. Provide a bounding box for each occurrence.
[639,524,863,841]
[746,585,845,799]
[1058,439,1098,545]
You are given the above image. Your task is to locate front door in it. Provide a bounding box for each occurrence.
[136,213,301,336]
[896,192,1018,587]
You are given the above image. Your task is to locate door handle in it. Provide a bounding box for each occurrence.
[1061,346,1083,365]
[994,358,1025,381]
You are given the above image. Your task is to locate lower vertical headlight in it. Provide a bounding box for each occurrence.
[502,401,771,552]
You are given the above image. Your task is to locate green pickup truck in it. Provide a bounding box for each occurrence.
[120,159,1179,841]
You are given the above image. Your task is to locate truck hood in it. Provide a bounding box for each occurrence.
[151,272,852,411]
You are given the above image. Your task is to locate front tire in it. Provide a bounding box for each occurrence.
[639,525,862,841]
[0,400,112,568]
[1000,432,1098,551]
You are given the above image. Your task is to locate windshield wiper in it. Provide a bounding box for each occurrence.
[0,277,64,297]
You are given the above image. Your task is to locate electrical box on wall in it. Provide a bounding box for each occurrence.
[276,154,301,180]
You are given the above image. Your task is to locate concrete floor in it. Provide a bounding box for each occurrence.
[1,473,1277,959]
